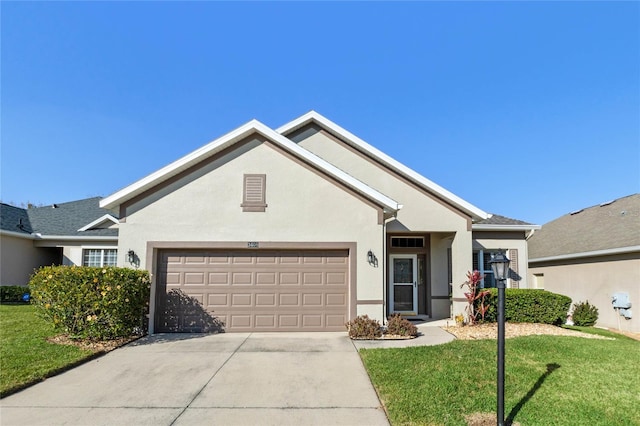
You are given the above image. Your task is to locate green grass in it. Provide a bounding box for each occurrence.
[360,328,640,425]
[0,304,96,397]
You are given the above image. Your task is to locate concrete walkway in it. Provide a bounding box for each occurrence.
[0,324,455,426]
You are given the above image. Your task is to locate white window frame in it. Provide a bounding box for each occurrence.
[472,249,508,288]
[82,248,118,267]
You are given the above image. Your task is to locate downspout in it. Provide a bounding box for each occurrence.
[525,228,536,240]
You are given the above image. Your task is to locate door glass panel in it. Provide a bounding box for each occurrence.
[393,259,414,283]
[393,285,413,311]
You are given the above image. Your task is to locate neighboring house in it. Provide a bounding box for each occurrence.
[93,111,538,333]
[528,194,640,333]
[0,198,119,286]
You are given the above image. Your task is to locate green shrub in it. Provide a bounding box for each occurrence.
[477,289,571,325]
[0,286,30,304]
[29,266,150,340]
[386,314,418,337]
[572,300,599,326]
[346,315,382,339]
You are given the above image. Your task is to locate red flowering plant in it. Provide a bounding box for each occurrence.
[460,270,491,325]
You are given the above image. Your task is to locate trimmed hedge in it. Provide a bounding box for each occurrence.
[0,286,30,304]
[476,289,571,325]
[29,266,150,340]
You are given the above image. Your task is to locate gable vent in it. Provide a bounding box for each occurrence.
[241,174,267,212]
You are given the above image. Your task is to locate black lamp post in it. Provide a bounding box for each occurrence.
[489,250,510,426]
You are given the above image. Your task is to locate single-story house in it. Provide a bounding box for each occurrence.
[528,194,639,333]
[2,111,539,333]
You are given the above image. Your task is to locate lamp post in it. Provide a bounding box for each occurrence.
[489,250,510,426]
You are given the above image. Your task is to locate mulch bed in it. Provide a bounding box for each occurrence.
[47,334,141,352]
[442,323,614,340]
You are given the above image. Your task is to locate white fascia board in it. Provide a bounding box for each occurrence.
[100,118,401,213]
[100,120,265,210]
[0,230,37,240]
[277,111,489,220]
[36,235,119,242]
[78,214,119,232]
[253,122,401,213]
[529,245,640,263]
[472,224,541,232]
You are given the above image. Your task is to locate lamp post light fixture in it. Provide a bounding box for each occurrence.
[489,250,510,426]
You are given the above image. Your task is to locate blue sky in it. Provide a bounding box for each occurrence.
[2,1,638,225]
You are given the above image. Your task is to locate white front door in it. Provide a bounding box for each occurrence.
[389,254,418,315]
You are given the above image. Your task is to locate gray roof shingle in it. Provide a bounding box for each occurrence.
[528,194,640,259]
[0,203,33,234]
[1,197,118,238]
[475,214,534,226]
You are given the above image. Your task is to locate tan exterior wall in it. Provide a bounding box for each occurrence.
[529,254,639,333]
[431,233,455,318]
[473,231,530,289]
[295,130,469,231]
[293,129,474,319]
[0,234,59,286]
[117,138,385,324]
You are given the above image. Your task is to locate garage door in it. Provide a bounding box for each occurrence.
[155,249,350,332]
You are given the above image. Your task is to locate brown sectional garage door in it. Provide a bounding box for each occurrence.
[155,249,349,332]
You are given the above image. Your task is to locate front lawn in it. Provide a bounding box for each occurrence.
[360,328,639,425]
[0,304,96,397]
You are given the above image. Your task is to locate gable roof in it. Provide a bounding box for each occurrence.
[529,194,640,261]
[277,111,490,221]
[100,119,402,213]
[472,214,540,231]
[0,197,118,240]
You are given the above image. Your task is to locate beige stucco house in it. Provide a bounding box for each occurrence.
[528,194,639,333]
[92,111,538,333]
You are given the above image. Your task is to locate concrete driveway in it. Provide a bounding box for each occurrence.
[0,332,390,426]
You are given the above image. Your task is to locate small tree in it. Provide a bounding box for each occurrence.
[460,270,490,325]
[572,301,599,326]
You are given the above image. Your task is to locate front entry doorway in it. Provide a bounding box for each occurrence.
[389,254,418,315]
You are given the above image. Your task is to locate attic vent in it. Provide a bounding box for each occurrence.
[52,204,59,208]
[241,174,267,212]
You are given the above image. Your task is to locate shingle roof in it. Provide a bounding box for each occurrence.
[528,194,640,259]
[0,203,33,234]
[475,214,533,226]
[1,197,118,238]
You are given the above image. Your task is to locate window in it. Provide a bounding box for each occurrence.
[391,237,424,248]
[83,249,118,267]
[472,250,499,288]
[533,274,545,289]
[241,174,267,212]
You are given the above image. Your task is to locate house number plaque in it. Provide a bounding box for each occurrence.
[247,242,259,248]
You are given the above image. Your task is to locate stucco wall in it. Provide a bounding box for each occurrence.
[118,137,386,321]
[529,254,639,333]
[292,128,473,319]
[473,231,530,289]
[295,129,470,232]
[0,234,59,286]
